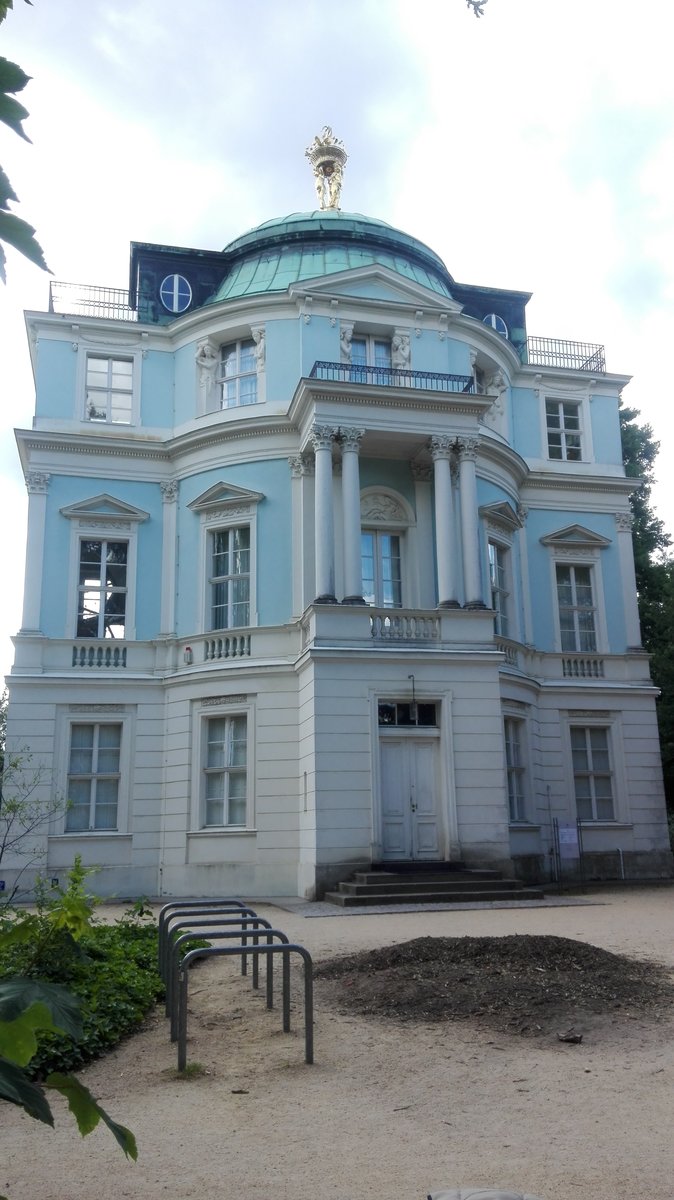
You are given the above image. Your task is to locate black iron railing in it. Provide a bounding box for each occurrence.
[310,361,475,393]
[49,281,137,321]
[525,337,606,373]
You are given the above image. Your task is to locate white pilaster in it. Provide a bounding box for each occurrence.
[159,480,178,635]
[340,427,365,603]
[430,436,458,607]
[457,438,484,608]
[615,511,643,649]
[20,472,49,633]
[311,425,337,603]
[517,504,534,644]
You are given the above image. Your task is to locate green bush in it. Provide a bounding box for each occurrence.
[0,891,163,1078]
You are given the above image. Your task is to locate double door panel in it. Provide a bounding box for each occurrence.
[380,736,440,860]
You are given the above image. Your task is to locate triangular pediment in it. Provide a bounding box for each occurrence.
[60,494,149,522]
[188,482,265,514]
[290,265,463,314]
[479,501,522,532]
[540,524,611,548]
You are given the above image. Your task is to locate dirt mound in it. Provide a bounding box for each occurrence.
[315,934,674,1036]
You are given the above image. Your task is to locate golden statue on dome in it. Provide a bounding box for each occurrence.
[305,127,348,211]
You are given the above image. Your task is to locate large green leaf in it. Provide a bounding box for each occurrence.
[0,1056,54,1124]
[0,165,18,208]
[0,1000,59,1066]
[0,2,32,28]
[0,978,82,1039]
[0,56,30,95]
[46,1073,138,1161]
[0,915,40,949]
[0,90,30,139]
[0,210,50,274]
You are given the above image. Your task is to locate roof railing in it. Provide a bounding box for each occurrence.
[49,281,137,321]
[525,336,606,373]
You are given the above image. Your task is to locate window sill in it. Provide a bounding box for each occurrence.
[578,821,633,829]
[509,822,542,830]
[49,832,130,840]
[188,828,257,837]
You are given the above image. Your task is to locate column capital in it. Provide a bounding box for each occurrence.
[310,424,337,452]
[411,461,433,483]
[517,503,529,524]
[429,435,454,461]
[340,427,365,453]
[615,511,633,532]
[160,480,179,504]
[288,454,314,478]
[456,437,479,462]
[25,471,49,494]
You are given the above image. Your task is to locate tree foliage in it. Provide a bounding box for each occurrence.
[619,402,674,804]
[0,0,50,281]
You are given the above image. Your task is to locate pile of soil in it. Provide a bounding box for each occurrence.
[315,934,674,1036]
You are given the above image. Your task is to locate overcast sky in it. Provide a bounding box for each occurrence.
[1,0,673,679]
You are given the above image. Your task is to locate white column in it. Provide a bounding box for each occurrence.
[517,504,534,644]
[311,424,337,603]
[457,438,484,608]
[159,480,178,635]
[430,436,458,607]
[20,471,49,633]
[340,427,365,603]
[615,511,643,649]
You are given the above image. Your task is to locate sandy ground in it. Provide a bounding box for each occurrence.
[3,887,674,1200]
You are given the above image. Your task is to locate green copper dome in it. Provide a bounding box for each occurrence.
[207,211,454,303]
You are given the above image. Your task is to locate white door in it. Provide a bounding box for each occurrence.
[380,736,441,860]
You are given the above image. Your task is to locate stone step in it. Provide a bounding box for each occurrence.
[352,869,502,885]
[324,886,544,907]
[338,877,524,896]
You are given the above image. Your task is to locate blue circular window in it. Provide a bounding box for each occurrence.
[483,312,508,338]
[159,273,192,313]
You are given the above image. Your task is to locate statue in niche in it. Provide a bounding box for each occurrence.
[196,340,219,407]
[392,333,411,370]
[252,327,266,369]
[340,324,353,362]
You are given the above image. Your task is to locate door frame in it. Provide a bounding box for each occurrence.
[370,689,456,863]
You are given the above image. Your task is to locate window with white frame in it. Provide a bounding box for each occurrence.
[504,717,526,821]
[351,335,392,382]
[571,726,614,820]
[219,339,257,408]
[546,398,582,461]
[85,355,134,424]
[489,541,510,637]
[209,526,250,629]
[65,723,121,832]
[361,531,402,608]
[556,563,596,652]
[203,714,247,827]
[77,539,127,638]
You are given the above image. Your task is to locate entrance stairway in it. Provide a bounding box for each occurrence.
[323,861,544,907]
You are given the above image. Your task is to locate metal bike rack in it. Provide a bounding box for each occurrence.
[177,940,314,1070]
[164,912,267,997]
[167,919,282,1038]
[160,905,261,1012]
[158,898,251,983]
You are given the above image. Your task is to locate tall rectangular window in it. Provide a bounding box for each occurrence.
[571,726,614,820]
[556,563,596,652]
[546,399,581,460]
[219,339,257,408]
[504,717,526,821]
[65,723,121,832]
[204,715,247,826]
[351,336,392,383]
[361,531,402,608]
[77,540,127,638]
[86,355,133,424]
[489,542,509,637]
[210,527,250,629]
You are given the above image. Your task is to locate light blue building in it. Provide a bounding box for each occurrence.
[5,173,672,898]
